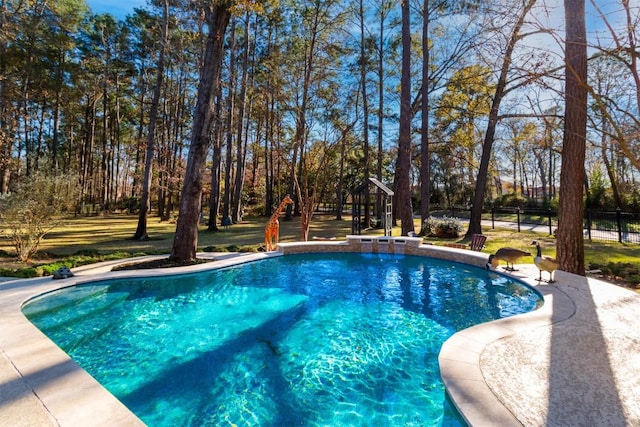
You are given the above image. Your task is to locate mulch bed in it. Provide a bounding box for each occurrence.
[112,257,214,271]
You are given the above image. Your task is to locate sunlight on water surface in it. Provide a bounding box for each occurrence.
[24,253,542,426]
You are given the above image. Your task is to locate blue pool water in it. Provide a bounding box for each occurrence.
[23,253,542,426]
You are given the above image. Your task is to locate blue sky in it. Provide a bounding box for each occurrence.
[86,0,147,19]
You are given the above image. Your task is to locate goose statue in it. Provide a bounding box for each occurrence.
[531,240,558,283]
[486,247,531,271]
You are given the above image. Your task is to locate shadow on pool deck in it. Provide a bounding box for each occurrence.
[547,275,627,424]
[475,266,640,426]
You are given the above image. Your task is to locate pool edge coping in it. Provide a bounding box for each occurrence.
[279,239,554,426]
[0,251,276,426]
[0,239,613,426]
[438,268,576,427]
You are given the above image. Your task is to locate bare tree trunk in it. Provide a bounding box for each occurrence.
[133,0,168,240]
[557,0,587,275]
[335,121,357,220]
[232,14,251,223]
[336,131,345,220]
[466,0,536,238]
[170,3,231,263]
[419,0,430,226]
[208,133,223,231]
[396,0,414,236]
[601,135,622,208]
[51,82,61,171]
[376,3,389,224]
[100,78,109,211]
[264,93,273,216]
[359,0,371,227]
[294,172,315,242]
[208,88,223,232]
[222,18,236,226]
[286,3,323,221]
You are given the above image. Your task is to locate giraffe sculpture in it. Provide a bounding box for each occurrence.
[264,195,294,251]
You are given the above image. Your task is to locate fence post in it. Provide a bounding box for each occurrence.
[547,208,553,235]
[491,205,495,229]
[516,207,521,232]
[586,209,592,241]
[616,207,622,243]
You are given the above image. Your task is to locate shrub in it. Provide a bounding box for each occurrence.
[0,173,80,262]
[72,249,101,257]
[589,261,640,288]
[492,193,530,208]
[202,244,258,253]
[202,245,229,252]
[14,267,44,278]
[421,216,463,238]
[120,197,140,213]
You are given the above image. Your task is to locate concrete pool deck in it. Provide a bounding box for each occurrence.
[1,239,639,426]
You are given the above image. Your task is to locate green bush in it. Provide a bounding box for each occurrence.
[421,216,463,238]
[202,245,230,252]
[492,193,530,208]
[13,267,44,278]
[202,244,258,253]
[72,249,101,257]
[0,173,80,262]
[0,250,178,279]
[590,261,640,287]
[119,197,140,213]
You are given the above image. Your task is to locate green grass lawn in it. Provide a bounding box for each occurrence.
[1,213,638,287]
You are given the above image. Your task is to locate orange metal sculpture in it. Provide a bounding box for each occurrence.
[264,195,294,251]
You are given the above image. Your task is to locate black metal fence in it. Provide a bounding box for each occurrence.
[488,207,555,234]
[321,203,640,244]
[584,208,640,244]
[487,207,640,244]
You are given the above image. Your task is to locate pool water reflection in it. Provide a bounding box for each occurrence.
[23,253,542,426]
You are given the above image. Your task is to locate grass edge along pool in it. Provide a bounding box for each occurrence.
[23,252,543,426]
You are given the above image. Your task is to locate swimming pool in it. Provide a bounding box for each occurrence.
[23,252,542,426]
